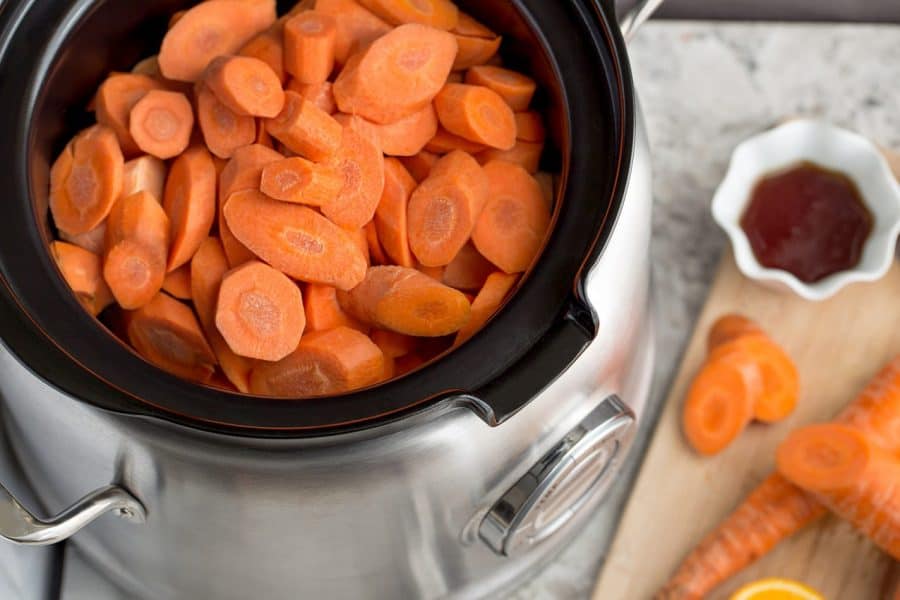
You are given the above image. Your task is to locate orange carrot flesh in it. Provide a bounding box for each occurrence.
[471,160,551,273]
[371,328,417,358]
[425,127,488,155]
[266,91,342,162]
[60,222,108,256]
[466,65,537,112]
[407,150,488,267]
[260,157,343,206]
[777,424,900,560]
[375,158,417,267]
[348,226,371,266]
[340,266,471,336]
[357,0,459,30]
[163,146,217,272]
[162,264,192,300]
[240,25,287,85]
[453,12,495,38]
[376,104,439,157]
[249,326,385,396]
[128,90,194,159]
[127,291,217,383]
[314,0,392,65]
[434,83,517,150]
[204,56,285,119]
[515,111,546,143]
[400,150,439,182]
[132,55,161,78]
[478,140,544,174]
[50,125,124,236]
[365,221,388,265]
[122,155,167,203]
[333,24,458,124]
[443,242,494,291]
[304,283,368,333]
[322,118,386,229]
[287,80,337,114]
[224,189,367,290]
[394,351,425,376]
[103,191,170,310]
[50,241,114,316]
[158,0,277,82]
[196,84,258,159]
[417,263,445,281]
[284,11,337,85]
[454,271,517,344]
[95,73,165,156]
[215,260,306,361]
[707,314,766,352]
[453,35,501,71]
[535,171,555,211]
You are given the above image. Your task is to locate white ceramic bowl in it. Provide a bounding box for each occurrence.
[712,119,900,301]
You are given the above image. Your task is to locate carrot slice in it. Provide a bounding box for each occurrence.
[375,158,417,267]
[50,125,124,236]
[224,189,367,290]
[357,0,458,29]
[240,24,287,84]
[284,11,337,84]
[121,155,167,203]
[380,355,396,382]
[196,84,257,159]
[453,12,495,38]
[434,83,517,151]
[215,260,306,361]
[266,91,342,162]
[304,283,368,332]
[314,0,391,65]
[339,266,471,336]
[443,242,494,291]
[159,0,277,82]
[425,127,488,155]
[333,24,458,124]
[50,241,114,316]
[249,326,384,396]
[348,226,371,266]
[127,292,217,383]
[417,264,445,281]
[95,73,165,156]
[515,111,546,143]
[129,90,194,159]
[466,65,537,111]
[103,191,170,310]
[371,328,417,358]
[260,157,343,206]
[162,264,192,300]
[333,112,382,148]
[394,352,425,376]
[399,150,439,183]
[287,80,337,114]
[708,314,765,352]
[132,55,161,78]
[376,104,439,157]
[203,56,285,119]
[322,118,386,229]
[454,271,517,344]
[163,146,217,272]
[777,424,900,560]
[408,150,489,267]
[478,140,544,174]
[453,35,501,71]
[60,223,107,256]
[365,221,388,266]
[472,161,551,273]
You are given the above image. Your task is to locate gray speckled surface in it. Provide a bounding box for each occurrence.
[510,21,900,600]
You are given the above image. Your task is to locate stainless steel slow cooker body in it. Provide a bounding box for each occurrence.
[0,0,656,598]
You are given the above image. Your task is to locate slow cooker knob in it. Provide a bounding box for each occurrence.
[479,396,635,556]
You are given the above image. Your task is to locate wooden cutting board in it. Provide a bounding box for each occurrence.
[593,252,900,600]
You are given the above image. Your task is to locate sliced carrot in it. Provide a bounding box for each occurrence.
[333,24,458,124]
[394,352,425,376]
[339,266,471,336]
[196,84,257,159]
[478,139,544,174]
[418,264,445,281]
[425,127,488,155]
[407,150,488,267]
[376,104,439,157]
[284,11,337,84]
[50,241,114,316]
[162,264,192,300]
[349,226,371,266]
[304,283,368,333]
[371,328,416,358]
[466,65,536,111]
[381,355,396,382]
[127,291,217,383]
[204,56,285,119]
[443,242,494,291]
[104,191,170,310]
[365,221,389,265]
[60,223,107,256]
[322,118,386,229]
[239,24,287,84]
[777,424,900,560]
[50,125,124,236]
[129,90,194,159]
[514,111,546,143]
[132,55,161,78]
[168,10,186,30]
[452,12,495,38]
[286,80,337,114]
[163,146,217,271]
[159,0,277,82]
[472,160,551,273]
[260,157,343,206]
[357,0,458,29]
[399,150,439,183]
[95,73,165,156]
[224,189,367,290]
[535,171,555,211]
[454,271,517,344]
[314,0,392,65]
[375,158,417,267]
[434,84,517,150]
[215,260,306,361]
[265,91,342,162]
[249,326,384,396]
[332,112,382,149]
[707,314,765,352]
[453,36,501,71]
[121,155,167,203]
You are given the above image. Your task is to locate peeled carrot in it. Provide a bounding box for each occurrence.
[452,12,495,38]
[203,56,285,119]
[365,222,388,265]
[453,35,501,71]
[434,84,517,150]
[466,65,536,111]
[60,223,107,256]
[348,226,371,266]
[284,11,337,84]
[375,158,417,267]
[357,0,458,29]
[777,424,900,559]
[240,24,287,84]
[394,352,425,376]
[162,264,192,300]
[407,150,488,267]
[168,10,186,30]
[708,314,765,352]
[454,271,517,344]
[443,243,494,291]
[339,266,471,336]
[121,155,167,203]
[216,260,306,361]
[314,0,392,65]
[304,283,368,333]
[256,124,275,149]
[50,125,124,236]
[103,191,170,310]
[322,118,386,229]
[376,104,439,157]
[425,127,488,155]
[249,326,384,396]
[381,355,396,382]
[159,0,276,82]
[287,80,337,114]
[371,328,416,358]
[333,112,382,148]
[478,140,544,174]
[417,264,445,281]
[196,84,257,159]
[50,241,114,316]
[515,111,546,143]
[132,55,161,78]
[260,157,343,206]
[129,90,194,159]
[163,146,217,272]
[224,189,367,290]
[471,160,550,273]
[400,150,439,182]
[266,91,342,162]
[127,291,217,383]
[333,24,458,124]
[95,73,165,156]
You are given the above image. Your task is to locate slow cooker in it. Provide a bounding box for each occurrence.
[0,0,659,597]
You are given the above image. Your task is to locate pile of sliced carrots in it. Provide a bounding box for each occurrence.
[48,0,554,397]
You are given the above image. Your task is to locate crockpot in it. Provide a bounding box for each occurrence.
[0,0,659,597]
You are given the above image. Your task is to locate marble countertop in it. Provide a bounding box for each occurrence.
[512,20,900,600]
